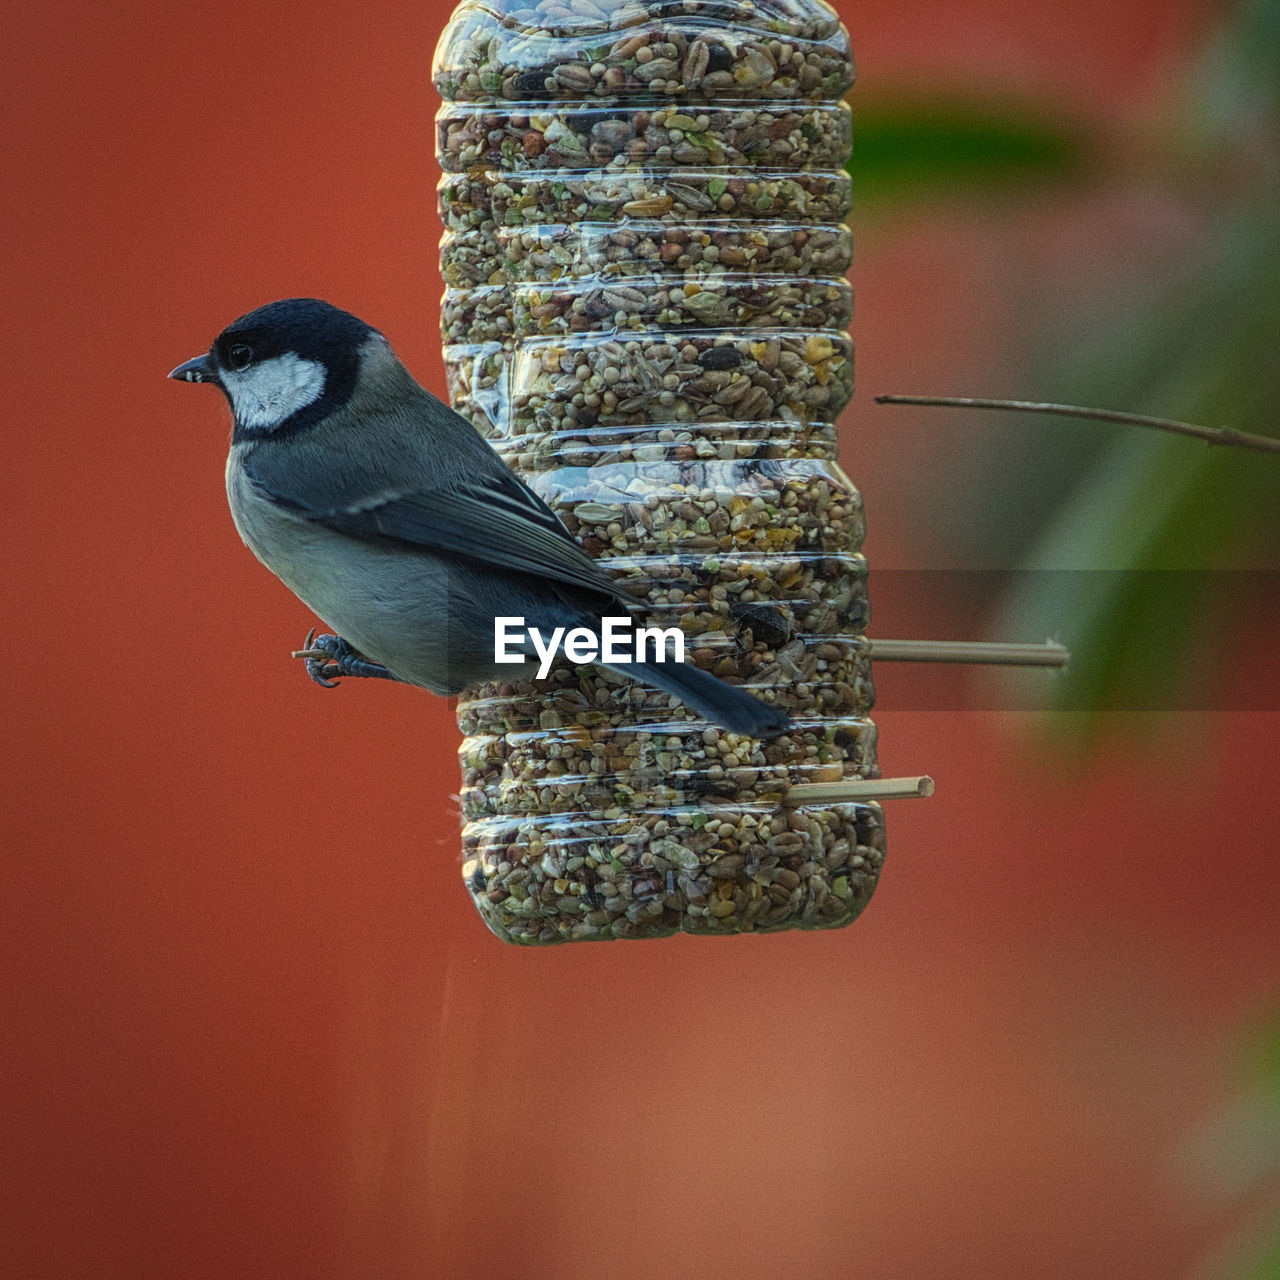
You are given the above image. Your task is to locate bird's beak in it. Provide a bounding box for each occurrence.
[168,354,221,386]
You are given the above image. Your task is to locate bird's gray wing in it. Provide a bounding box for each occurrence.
[240,451,632,609]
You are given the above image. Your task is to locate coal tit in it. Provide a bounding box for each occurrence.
[170,298,791,737]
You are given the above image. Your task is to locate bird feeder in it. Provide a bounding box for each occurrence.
[435,0,908,943]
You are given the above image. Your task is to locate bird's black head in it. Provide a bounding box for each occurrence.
[169,298,379,442]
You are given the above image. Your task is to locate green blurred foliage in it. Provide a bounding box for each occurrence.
[1183,1011,1280,1280]
[1245,1014,1280,1098]
[851,10,1280,1273]
[992,196,1280,724]
[850,0,1280,723]
[998,0,1280,722]
[1226,1233,1280,1280]
[849,96,1088,202]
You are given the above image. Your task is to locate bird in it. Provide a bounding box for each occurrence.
[169,298,791,737]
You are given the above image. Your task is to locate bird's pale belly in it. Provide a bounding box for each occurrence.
[226,463,545,693]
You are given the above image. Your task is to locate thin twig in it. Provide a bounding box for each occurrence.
[875,395,1280,455]
[784,776,935,806]
[866,639,1069,667]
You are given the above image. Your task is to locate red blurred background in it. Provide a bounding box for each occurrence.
[4,1,1277,1277]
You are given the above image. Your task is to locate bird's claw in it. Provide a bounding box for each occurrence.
[292,628,345,687]
[291,629,402,687]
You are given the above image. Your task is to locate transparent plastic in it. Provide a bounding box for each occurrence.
[433,0,854,104]
[434,0,881,943]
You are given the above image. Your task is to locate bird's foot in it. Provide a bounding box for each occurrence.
[291,629,402,688]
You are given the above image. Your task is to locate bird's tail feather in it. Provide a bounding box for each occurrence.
[622,659,792,738]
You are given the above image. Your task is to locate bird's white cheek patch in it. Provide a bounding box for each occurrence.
[225,354,326,430]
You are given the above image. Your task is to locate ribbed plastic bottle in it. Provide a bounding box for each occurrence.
[434,0,885,943]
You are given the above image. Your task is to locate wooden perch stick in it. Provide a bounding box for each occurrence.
[784,776,935,806]
[866,638,1069,667]
[874,394,1280,455]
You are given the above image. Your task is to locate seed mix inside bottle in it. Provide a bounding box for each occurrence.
[435,0,886,943]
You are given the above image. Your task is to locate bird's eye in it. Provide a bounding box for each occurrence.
[227,343,254,371]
